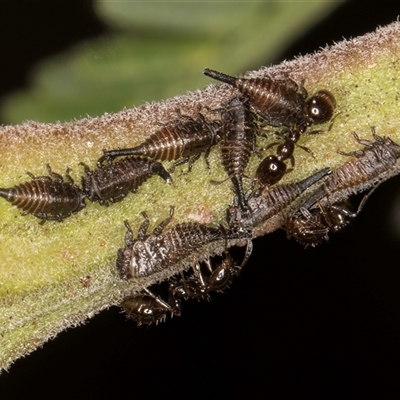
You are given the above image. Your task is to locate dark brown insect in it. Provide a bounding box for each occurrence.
[227,167,332,229]
[299,129,400,211]
[203,68,336,131]
[169,251,242,302]
[81,157,172,206]
[204,68,335,187]
[216,97,257,215]
[0,164,86,223]
[98,112,222,169]
[255,90,336,187]
[116,206,252,281]
[121,287,181,326]
[285,200,356,247]
[254,130,310,187]
[121,248,251,325]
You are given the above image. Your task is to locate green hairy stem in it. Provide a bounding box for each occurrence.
[1,22,400,371]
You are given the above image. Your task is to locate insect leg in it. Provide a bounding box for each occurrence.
[152,206,174,236]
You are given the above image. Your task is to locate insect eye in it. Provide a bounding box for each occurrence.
[306,90,336,123]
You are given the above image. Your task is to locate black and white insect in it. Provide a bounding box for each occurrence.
[216,97,258,215]
[227,167,332,230]
[98,112,222,170]
[81,157,172,206]
[0,164,86,223]
[117,206,252,280]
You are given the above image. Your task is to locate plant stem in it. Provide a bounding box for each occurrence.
[1,21,400,372]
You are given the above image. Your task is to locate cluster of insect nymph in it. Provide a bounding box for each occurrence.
[3,66,400,326]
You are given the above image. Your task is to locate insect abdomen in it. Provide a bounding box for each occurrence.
[117,208,251,281]
[99,115,221,165]
[0,175,85,221]
[220,97,256,214]
[123,223,224,279]
[228,168,331,228]
[136,126,187,161]
[204,68,305,127]
[301,132,400,210]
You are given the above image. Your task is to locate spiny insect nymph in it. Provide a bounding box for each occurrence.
[227,167,331,229]
[81,156,172,206]
[0,164,86,223]
[217,97,257,215]
[98,112,222,169]
[116,207,251,280]
[299,130,400,211]
[203,68,336,132]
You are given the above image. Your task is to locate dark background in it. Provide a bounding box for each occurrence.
[1,1,400,398]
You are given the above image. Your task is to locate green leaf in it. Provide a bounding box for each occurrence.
[1,0,342,123]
